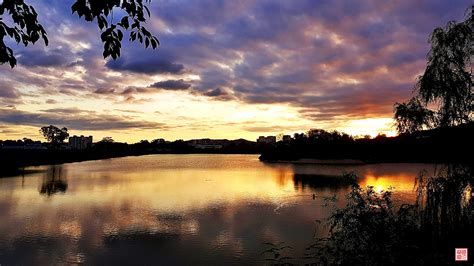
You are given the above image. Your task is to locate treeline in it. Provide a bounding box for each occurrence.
[259,122,474,163]
[0,138,262,174]
[91,138,260,155]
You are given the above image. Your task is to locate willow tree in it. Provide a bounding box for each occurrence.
[394,98,435,134]
[394,6,473,133]
[0,0,159,68]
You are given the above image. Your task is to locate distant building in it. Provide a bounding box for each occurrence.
[257,136,276,144]
[187,138,225,149]
[69,135,93,150]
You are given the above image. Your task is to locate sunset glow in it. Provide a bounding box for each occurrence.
[0,1,469,142]
[0,1,471,264]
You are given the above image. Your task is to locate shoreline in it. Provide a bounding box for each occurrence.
[259,157,466,165]
[2,151,458,176]
[260,158,367,165]
[0,150,260,177]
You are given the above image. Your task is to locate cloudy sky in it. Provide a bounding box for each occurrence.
[0,0,470,142]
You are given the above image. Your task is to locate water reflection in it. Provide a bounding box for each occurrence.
[39,165,68,196]
[0,154,436,265]
[293,174,353,192]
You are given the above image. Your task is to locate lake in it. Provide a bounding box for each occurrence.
[0,154,438,265]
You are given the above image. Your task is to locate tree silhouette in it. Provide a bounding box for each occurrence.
[394,98,435,134]
[39,125,69,148]
[394,6,473,133]
[0,0,159,68]
[99,136,114,143]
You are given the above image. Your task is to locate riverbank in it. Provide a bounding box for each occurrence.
[259,123,473,164]
[0,149,261,177]
[261,158,366,165]
[0,138,265,176]
[2,123,472,175]
[0,149,138,176]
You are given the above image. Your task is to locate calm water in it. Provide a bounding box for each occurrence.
[0,154,437,265]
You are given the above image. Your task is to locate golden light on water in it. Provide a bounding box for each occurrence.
[0,155,439,265]
[359,173,415,193]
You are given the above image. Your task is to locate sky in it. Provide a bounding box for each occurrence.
[0,0,471,142]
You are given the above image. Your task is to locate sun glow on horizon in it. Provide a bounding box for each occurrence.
[0,96,398,142]
[337,117,397,138]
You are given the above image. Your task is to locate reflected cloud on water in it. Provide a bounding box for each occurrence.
[0,155,437,264]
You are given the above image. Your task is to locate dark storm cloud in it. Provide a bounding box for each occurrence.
[106,56,185,74]
[17,48,72,67]
[150,79,191,90]
[0,108,166,131]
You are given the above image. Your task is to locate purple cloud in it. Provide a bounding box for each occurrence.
[105,54,185,74]
[0,82,20,99]
[0,108,167,131]
[150,79,191,90]
[0,0,471,128]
